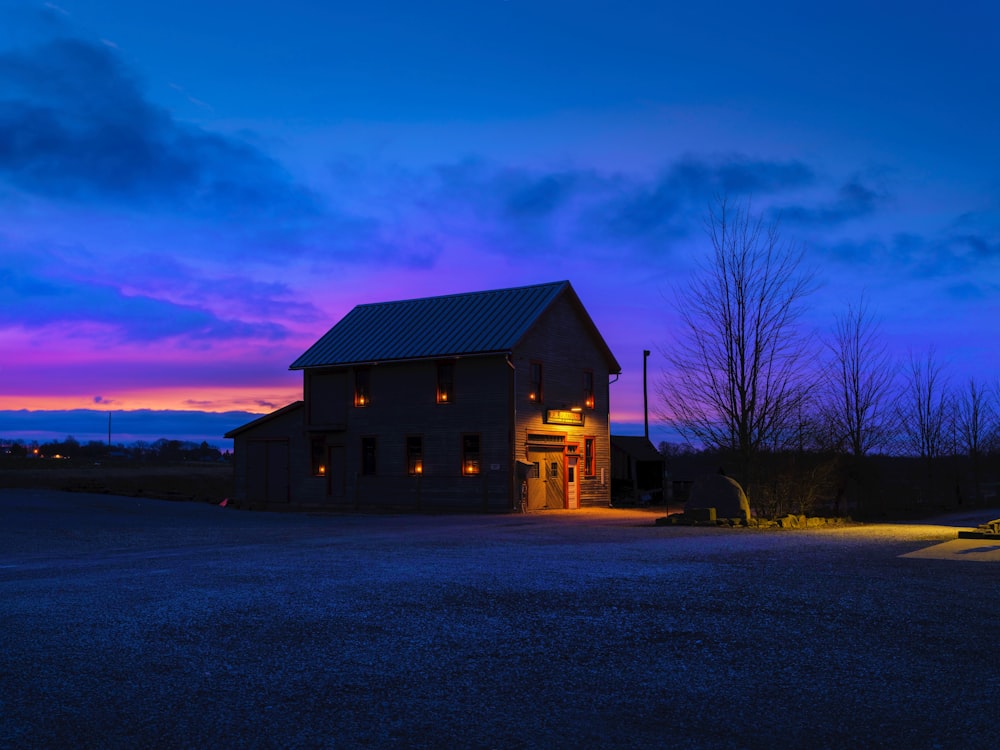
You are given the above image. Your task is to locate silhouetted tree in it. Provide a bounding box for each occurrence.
[954,378,995,504]
[896,349,950,505]
[820,297,897,513]
[657,197,816,488]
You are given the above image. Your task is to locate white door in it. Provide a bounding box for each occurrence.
[566,454,580,509]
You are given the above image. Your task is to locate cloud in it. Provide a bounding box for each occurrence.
[0,35,317,220]
[0,260,290,344]
[341,154,820,265]
[779,179,885,226]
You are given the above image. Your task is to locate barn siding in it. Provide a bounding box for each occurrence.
[227,282,618,512]
[512,294,614,507]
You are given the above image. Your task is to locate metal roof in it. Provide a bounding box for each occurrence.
[290,280,619,370]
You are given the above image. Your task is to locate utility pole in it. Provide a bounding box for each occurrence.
[643,350,651,441]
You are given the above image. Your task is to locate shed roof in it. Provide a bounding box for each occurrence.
[224,401,304,438]
[611,435,665,463]
[290,280,620,371]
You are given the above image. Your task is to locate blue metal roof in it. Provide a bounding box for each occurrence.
[290,280,618,370]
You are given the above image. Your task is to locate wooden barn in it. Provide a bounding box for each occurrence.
[226,281,621,511]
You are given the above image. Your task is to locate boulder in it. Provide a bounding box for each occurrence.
[686,474,751,522]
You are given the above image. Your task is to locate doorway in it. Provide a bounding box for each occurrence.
[526,449,565,510]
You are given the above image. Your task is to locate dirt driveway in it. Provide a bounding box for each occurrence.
[2,489,998,749]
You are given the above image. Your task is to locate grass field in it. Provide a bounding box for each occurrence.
[0,459,232,504]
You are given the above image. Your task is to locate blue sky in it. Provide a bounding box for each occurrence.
[1,0,998,448]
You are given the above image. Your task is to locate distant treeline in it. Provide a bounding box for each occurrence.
[1,436,229,463]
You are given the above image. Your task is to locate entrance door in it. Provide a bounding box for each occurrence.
[566,454,580,509]
[526,449,565,509]
[247,439,289,505]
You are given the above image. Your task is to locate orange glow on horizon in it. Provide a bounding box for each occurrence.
[0,386,302,414]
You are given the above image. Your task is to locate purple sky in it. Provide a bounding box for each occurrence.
[2,1,998,448]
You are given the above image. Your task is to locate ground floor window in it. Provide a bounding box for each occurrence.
[310,436,326,476]
[462,434,481,475]
[584,437,595,476]
[407,436,423,475]
[361,437,377,475]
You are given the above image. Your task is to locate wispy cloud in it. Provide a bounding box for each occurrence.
[0,36,317,220]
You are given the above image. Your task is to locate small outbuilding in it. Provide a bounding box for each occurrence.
[226,281,621,512]
[610,435,666,505]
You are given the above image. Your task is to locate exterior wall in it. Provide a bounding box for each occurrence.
[511,295,615,507]
[303,356,514,511]
[229,403,306,509]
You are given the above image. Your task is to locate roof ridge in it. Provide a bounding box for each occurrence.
[352,280,569,309]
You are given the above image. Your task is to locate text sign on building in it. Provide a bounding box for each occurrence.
[545,409,584,426]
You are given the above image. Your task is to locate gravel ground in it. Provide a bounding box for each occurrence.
[1,489,998,750]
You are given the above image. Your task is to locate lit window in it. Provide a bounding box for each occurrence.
[584,437,595,477]
[462,434,481,475]
[583,370,595,409]
[354,368,371,407]
[437,362,454,404]
[528,362,543,403]
[310,437,326,477]
[407,436,423,476]
[361,437,377,475]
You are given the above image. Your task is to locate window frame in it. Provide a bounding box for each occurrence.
[583,369,595,410]
[360,436,377,476]
[528,361,543,403]
[461,433,481,476]
[310,436,326,477]
[436,361,455,404]
[406,435,424,476]
[584,436,595,477]
[354,367,371,407]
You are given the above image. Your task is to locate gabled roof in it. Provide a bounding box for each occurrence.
[290,280,620,371]
[224,401,304,438]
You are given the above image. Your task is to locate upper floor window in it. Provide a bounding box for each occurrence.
[528,362,543,403]
[583,370,595,410]
[437,362,454,404]
[407,436,423,476]
[462,434,481,476]
[361,436,377,475]
[354,368,371,407]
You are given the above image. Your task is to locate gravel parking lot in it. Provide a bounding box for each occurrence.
[2,488,999,749]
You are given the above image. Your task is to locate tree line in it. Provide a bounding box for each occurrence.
[656,198,999,519]
[1,436,230,463]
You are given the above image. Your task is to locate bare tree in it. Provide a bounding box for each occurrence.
[819,297,898,514]
[896,349,950,505]
[954,378,996,504]
[823,297,896,457]
[657,198,816,487]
